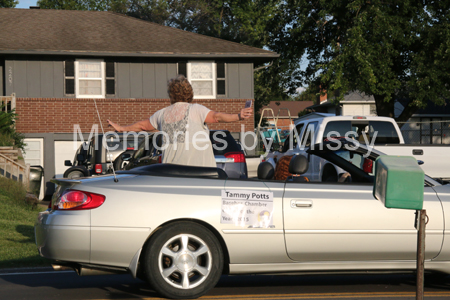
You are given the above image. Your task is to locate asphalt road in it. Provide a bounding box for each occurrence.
[2,269,450,300]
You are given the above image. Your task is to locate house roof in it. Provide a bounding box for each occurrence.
[0,8,278,60]
[261,101,314,118]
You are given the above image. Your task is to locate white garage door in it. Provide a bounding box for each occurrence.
[23,138,43,166]
[54,141,82,178]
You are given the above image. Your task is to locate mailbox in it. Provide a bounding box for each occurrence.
[373,155,424,210]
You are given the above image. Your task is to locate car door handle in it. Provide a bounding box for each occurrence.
[290,200,313,208]
[413,149,423,155]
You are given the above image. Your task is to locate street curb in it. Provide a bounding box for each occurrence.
[0,266,55,274]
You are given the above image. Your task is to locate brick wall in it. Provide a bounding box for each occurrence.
[15,98,254,133]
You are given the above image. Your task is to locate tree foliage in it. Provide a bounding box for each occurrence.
[276,0,450,121]
[0,108,26,151]
[0,0,17,8]
[293,85,320,102]
[37,0,127,11]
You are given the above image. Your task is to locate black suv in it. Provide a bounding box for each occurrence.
[63,133,142,179]
[123,130,247,178]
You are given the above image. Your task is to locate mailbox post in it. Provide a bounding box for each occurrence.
[373,156,425,300]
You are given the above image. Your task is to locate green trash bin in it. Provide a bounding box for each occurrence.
[373,155,424,210]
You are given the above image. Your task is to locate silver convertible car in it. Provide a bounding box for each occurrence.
[35,140,450,299]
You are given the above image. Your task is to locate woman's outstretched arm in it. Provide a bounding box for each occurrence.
[107,119,155,132]
[205,107,252,123]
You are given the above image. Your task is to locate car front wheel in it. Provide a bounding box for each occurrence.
[143,222,223,299]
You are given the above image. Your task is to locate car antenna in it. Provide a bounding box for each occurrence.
[93,99,119,183]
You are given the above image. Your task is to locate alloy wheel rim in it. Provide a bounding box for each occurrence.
[158,234,212,289]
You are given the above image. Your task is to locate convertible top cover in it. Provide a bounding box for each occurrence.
[117,163,228,179]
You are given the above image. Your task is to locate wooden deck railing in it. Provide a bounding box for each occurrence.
[0,147,29,187]
[0,93,16,112]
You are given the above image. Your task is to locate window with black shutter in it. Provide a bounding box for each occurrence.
[64,60,75,95]
[105,62,115,96]
[216,62,226,97]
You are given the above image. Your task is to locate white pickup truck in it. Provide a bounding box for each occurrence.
[264,114,450,182]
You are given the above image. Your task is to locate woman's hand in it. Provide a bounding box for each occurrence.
[239,107,253,120]
[107,119,124,132]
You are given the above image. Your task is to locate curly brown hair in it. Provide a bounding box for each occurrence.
[168,75,194,104]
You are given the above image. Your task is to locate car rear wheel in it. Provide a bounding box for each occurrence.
[143,222,223,299]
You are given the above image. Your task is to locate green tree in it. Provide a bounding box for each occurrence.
[294,85,321,102]
[276,0,450,122]
[0,0,18,7]
[37,0,127,11]
[0,108,26,151]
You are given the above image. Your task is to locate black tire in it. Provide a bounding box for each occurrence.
[64,170,85,179]
[143,222,224,299]
[425,272,450,283]
[114,156,127,170]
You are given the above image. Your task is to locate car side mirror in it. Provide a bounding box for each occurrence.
[121,153,132,161]
[76,154,85,162]
[64,160,72,167]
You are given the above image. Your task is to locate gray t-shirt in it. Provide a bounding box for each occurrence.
[149,102,216,167]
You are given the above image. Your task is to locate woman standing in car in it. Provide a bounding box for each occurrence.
[107,75,252,167]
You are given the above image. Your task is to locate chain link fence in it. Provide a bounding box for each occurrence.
[397,120,450,144]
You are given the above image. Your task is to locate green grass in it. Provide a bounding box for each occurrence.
[0,177,50,269]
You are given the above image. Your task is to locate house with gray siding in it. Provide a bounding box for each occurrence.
[0,8,278,197]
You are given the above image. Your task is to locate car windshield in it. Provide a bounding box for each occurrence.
[324,121,400,144]
[210,131,241,155]
[313,144,440,186]
[334,149,375,175]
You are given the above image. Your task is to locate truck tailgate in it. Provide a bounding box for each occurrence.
[375,145,450,179]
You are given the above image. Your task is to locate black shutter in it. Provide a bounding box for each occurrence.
[216,62,226,96]
[65,60,74,77]
[65,78,74,94]
[64,60,75,95]
[106,62,115,78]
[178,62,187,77]
[105,62,115,96]
[217,81,226,95]
[106,79,115,95]
[217,62,225,78]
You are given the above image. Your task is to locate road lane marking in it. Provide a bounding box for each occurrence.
[196,292,450,299]
[99,292,450,300]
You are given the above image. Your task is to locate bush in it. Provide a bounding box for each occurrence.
[0,108,26,152]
